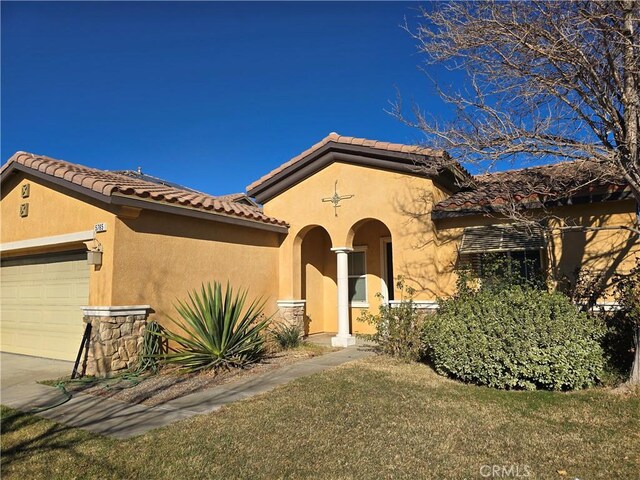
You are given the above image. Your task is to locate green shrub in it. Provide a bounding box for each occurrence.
[610,258,640,384]
[357,279,425,362]
[156,281,270,372]
[271,322,303,350]
[424,283,606,390]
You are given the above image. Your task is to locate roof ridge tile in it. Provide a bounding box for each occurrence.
[246,132,447,193]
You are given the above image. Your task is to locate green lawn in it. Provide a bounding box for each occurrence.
[2,356,639,479]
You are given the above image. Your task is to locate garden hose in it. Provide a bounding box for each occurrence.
[28,382,73,414]
[25,322,165,415]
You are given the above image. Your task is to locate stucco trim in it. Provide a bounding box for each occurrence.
[0,230,95,253]
[248,144,463,203]
[276,300,306,308]
[388,300,439,310]
[109,195,289,234]
[81,305,152,317]
[586,302,622,312]
[330,246,354,253]
[387,300,620,312]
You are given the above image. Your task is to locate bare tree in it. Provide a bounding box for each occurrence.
[395,1,640,383]
[395,0,639,205]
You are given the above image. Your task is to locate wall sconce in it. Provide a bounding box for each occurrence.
[87,250,103,266]
[85,238,103,266]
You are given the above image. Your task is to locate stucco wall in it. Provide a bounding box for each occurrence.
[109,210,283,327]
[1,174,284,330]
[434,199,640,301]
[263,159,638,334]
[547,200,639,298]
[300,226,333,334]
[1,173,116,305]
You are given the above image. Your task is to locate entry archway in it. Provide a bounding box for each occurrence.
[296,225,336,335]
[346,218,394,333]
[347,218,395,307]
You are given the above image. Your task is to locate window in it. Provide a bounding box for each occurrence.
[472,250,543,283]
[348,249,367,305]
[458,224,545,284]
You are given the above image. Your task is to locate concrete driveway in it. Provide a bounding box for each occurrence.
[1,352,73,390]
[1,351,198,439]
[1,352,75,415]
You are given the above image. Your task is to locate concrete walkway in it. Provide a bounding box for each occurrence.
[1,346,371,439]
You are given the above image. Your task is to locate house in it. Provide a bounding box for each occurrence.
[1,133,638,374]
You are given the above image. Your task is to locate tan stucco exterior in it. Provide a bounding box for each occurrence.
[434,199,640,301]
[546,201,639,297]
[2,154,638,346]
[1,173,117,305]
[109,209,282,325]
[262,161,456,334]
[262,160,638,335]
[1,173,283,331]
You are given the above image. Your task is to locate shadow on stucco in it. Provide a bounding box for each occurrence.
[392,184,639,302]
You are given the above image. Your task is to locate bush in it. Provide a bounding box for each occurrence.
[424,282,606,390]
[357,279,425,362]
[156,281,270,372]
[271,322,303,350]
[557,256,639,385]
[610,258,640,383]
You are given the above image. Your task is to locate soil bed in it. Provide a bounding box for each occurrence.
[48,344,333,407]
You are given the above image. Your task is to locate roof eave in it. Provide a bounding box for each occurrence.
[110,194,289,233]
[1,161,115,204]
[432,188,635,220]
[2,161,288,234]
[247,142,452,203]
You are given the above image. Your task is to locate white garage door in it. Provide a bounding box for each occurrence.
[1,251,89,361]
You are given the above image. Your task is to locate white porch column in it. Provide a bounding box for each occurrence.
[330,247,356,347]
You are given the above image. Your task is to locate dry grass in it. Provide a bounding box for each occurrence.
[3,356,639,479]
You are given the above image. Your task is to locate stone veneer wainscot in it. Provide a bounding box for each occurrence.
[81,305,151,377]
[276,300,306,331]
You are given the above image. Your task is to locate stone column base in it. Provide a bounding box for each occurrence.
[276,300,306,330]
[81,305,151,377]
[331,334,356,348]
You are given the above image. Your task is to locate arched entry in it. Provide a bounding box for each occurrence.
[346,218,394,334]
[297,226,336,335]
[347,218,395,304]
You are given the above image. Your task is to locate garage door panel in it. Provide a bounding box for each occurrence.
[19,285,45,300]
[1,252,89,361]
[1,285,19,300]
[45,284,78,300]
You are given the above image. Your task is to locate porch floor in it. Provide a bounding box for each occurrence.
[305,332,376,348]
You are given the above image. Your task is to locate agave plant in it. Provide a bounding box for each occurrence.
[157,282,271,372]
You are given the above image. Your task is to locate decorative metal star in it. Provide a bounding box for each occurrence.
[322,180,354,217]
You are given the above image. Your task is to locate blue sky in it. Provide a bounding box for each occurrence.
[2,1,457,195]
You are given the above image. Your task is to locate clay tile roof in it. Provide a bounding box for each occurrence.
[246,132,446,192]
[215,192,262,209]
[432,158,628,218]
[1,152,287,229]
